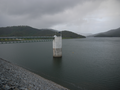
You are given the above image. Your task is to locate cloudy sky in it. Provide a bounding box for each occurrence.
[0,0,120,35]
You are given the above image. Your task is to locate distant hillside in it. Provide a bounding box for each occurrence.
[94,27,120,37]
[0,26,85,38]
[62,30,85,38]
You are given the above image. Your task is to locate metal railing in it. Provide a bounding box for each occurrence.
[0,36,54,44]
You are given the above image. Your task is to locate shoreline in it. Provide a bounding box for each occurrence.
[0,58,69,90]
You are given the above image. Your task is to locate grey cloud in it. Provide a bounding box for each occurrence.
[0,0,120,34]
[0,0,83,17]
[0,0,85,27]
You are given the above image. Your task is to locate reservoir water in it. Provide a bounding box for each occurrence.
[0,37,120,90]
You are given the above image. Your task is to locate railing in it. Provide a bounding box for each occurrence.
[0,36,54,44]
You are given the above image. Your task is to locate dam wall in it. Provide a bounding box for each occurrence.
[0,58,68,90]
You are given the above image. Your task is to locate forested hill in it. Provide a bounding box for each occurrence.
[94,27,120,37]
[0,26,85,38]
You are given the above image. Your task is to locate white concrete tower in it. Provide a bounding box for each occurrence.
[53,35,62,57]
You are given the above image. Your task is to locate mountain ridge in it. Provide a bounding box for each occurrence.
[93,27,120,37]
[0,26,85,38]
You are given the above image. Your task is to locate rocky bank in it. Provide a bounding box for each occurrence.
[0,58,69,90]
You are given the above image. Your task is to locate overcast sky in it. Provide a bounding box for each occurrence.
[0,0,120,35]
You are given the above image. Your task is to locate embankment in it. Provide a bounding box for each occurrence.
[0,58,69,90]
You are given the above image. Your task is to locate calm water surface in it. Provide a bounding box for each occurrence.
[0,38,120,90]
